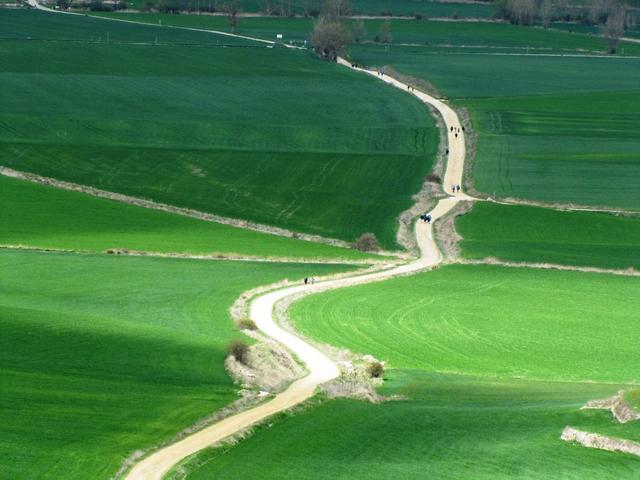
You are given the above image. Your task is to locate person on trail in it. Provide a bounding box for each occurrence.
[425,214,432,223]
[456,185,461,192]
[455,133,458,138]
[311,277,316,285]
[450,126,453,132]
[304,277,308,285]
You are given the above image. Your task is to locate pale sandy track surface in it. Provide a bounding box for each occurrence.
[124,65,469,480]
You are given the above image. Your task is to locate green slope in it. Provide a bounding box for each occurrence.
[176,372,640,480]
[0,250,354,479]
[291,265,640,383]
[0,9,438,249]
[350,45,640,210]
[0,175,376,261]
[456,202,640,270]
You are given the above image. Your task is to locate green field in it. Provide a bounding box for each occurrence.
[292,265,640,383]
[0,9,438,249]
[456,202,640,269]
[350,45,640,210]
[175,263,640,479]
[91,13,640,53]
[0,175,376,260]
[0,249,353,479]
[176,371,639,480]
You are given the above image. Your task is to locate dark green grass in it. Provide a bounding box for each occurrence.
[0,8,257,45]
[292,264,640,383]
[0,249,354,479]
[0,10,437,249]
[0,175,376,260]
[350,45,640,209]
[175,371,640,480]
[456,202,640,270]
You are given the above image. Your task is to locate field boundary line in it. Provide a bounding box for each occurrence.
[1,166,409,256]
[0,244,389,265]
[123,57,469,480]
[457,258,640,277]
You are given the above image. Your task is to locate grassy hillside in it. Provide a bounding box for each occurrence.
[351,45,640,210]
[0,10,438,249]
[0,249,353,479]
[456,202,640,269]
[176,372,639,480]
[292,265,640,383]
[0,175,376,261]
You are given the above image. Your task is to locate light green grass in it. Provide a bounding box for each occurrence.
[175,371,640,480]
[0,175,377,261]
[292,264,640,383]
[456,202,640,269]
[0,9,438,249]
[350,45,640,209]
[0,249,354,479]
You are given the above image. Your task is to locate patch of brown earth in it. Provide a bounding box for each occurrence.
[582,390,640,424]
[561,427,640,457]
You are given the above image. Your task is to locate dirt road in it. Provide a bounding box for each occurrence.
[125,61,469,480]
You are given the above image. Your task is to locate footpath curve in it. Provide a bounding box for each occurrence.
[125,60,469,480]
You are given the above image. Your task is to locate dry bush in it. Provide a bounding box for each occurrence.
[353,233,380,252]
[427,173,441,184]
[366,361,384,378]
[227,340,249,364]
[237,319,257,331]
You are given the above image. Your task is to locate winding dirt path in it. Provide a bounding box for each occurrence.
[124,64,469,479]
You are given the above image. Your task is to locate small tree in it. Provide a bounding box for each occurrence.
[321,0,350,20]
[506,0,535,25]
[352,18,366,43]
[354,232,380,252]
[311,15,350,61]
[603,5,626,53]
[538,0,555,28]
[378,18,391,43]
[227,340,249,364]
[222,0,242,32]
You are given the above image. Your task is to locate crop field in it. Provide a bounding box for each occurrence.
[292,264,640,382]
[90,13,640,53]
[0,10,438,249]
[0,249,354,479]
[456,202,640,270]
[0,175,376,260]
[175,263,640,479]
[175,371,639,480]
[350,45,640,209]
